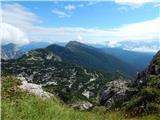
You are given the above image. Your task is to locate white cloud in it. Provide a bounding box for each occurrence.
[52,9,71,18]
[1,3,40,31]
[105,40,120,48]
[110,17,160,41]
[1,3,159,52]
[77,1,100,8]
[124,47,159,53]
[64,5,76,10]
[0,23,29,45]
[114,0,160,8]
[77,35,83,41]
[87,1,99,6]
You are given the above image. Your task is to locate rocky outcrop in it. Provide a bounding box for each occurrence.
[2,47,114,107]
[1,43,23,60]
[147,50,160,75]
[99,50,160,115]
[18,76,54,99]
[132,50,160,88]
[99,80,129,108]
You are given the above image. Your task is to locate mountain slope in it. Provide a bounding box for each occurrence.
[2,48,116,104]
[3,76,159,120]
[1,43,23,60]
[20,42,51,52]
[47,41,138,77]
[20,42,66,52]
[124,50,160,116]
[101,47,154,70]
[99,50,160,116]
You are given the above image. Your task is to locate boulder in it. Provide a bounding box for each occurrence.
[99,80,129,108]
[17,76,54,99]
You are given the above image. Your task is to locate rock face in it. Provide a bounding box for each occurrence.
[124,50,160,115]
[2,47,117,108]
[18,76,54,98]
[99,80,129,108]
[99,50,160,115]
[1,43,23,60]
[132,50,160,88]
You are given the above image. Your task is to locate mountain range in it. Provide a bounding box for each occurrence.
[101,47,154,70]
[1,40,160,117]
[2,46,119,104]
[1,41,155,77]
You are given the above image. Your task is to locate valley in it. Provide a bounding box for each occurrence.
[1,1,159,119]
[1,41,160,120]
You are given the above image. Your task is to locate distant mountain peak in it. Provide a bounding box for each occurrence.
[66,41,86,47]
[1,43,23,60]
[47,44,63,48]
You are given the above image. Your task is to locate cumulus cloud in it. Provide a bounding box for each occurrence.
[0,23,29,45]
[1,3,40,29]
[77,35,83,41]
[64,5,76,10]
[52,9,71,18]
[1,3,159,52]
[110,17,160,41]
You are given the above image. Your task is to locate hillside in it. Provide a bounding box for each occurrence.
[124,50,160,116]
[47,41,138,77]
[2,76,160,120]
[1,43,23,60]
[1,41,137,77]
[101,47,154,70]
[99,50,160,116]
[1,47,160,120]
[2,48,118,105]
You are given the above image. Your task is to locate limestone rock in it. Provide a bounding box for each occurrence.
[18,76,54,98]
[99,80,129,108]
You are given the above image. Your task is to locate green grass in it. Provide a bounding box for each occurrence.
[1,76,159,120]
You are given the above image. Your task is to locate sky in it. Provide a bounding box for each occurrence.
[0,0,160,52]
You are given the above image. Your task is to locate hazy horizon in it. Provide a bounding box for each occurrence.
[1,0,160,52]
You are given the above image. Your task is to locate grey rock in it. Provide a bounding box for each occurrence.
[69,101,93,111]
[1,43,23,60]
[132,50,160,88]
[99,80,129,108]
[18,76,54,99]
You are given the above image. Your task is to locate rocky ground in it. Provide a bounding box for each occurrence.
[99,50,160,116]
[2,46,160,115]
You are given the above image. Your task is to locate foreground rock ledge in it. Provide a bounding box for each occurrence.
[17,76,54,98]
[99,80,129,108]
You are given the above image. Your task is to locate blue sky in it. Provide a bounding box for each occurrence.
[6,1,159,28]
[1,0,160,52]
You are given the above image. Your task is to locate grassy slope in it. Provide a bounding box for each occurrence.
[1,76,159,120]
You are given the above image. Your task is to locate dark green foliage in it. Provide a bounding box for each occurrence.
[101,47,153,70]
[46,41,137,77]
[124,75,160,116]
[1,48,118,104]
[123,52,160,116]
